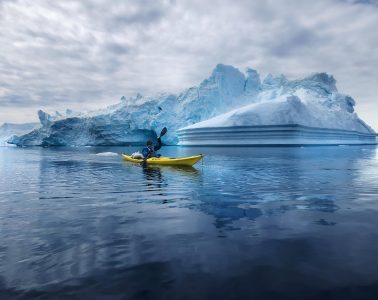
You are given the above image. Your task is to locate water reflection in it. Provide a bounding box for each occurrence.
[142,163,163,182]
[140,164,201,177]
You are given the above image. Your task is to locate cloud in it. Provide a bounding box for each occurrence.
[0,0,377,129]
[342,0,378,5]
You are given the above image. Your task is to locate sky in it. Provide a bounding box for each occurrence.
[0,0,377,130]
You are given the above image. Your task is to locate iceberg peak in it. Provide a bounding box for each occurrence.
[200,64,245,97]
[244,68,261,95]
[298,72,337,94]
[38,110,53,127]
[262,74,288,89]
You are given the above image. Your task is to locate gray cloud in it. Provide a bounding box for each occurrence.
[343,0,378,5]
[0,0,377,130]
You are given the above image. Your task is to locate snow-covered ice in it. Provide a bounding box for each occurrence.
[178,71,376,145]
[8,64,376,146]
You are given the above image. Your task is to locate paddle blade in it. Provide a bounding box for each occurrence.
[160,127,168,137]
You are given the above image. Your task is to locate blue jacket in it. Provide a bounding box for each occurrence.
[142,137,162,158]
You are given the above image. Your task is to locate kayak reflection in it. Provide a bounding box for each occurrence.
[141,164,200,182]
[143,164,200,176]
[142,163,163,184]
[141,164,201,202]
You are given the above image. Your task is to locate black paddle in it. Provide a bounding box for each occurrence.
[159,127,167,138]
[141,127,167,165]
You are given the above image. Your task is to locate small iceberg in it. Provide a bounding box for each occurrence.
[95,152,119,157]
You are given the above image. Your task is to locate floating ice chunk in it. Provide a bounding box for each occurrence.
[95,152,119,157]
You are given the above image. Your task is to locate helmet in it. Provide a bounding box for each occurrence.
[146,140,153,146]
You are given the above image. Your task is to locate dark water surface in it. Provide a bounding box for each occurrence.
[1,145,378,300]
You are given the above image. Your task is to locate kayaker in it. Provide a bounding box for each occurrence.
[142,138,162,159]
[142,127,167,159]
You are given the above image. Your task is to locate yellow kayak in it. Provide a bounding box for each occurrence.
[122,154,204,166]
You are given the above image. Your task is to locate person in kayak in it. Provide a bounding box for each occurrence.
[142,127,167,159]
[142,138,162,159]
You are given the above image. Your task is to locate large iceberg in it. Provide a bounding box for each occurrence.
[178,72,377,145]
[9,64,376,146]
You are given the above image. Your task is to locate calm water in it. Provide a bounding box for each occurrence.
[1,145,378,300]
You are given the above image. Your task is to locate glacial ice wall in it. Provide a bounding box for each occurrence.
[9,64,375,146]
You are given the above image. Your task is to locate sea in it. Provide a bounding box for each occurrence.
[1,145,378,299]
